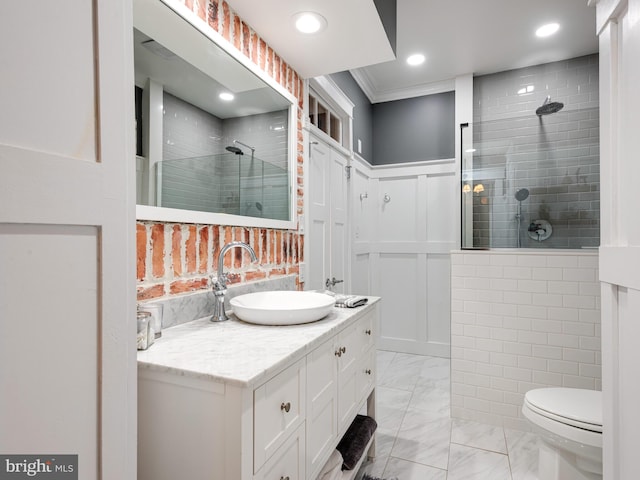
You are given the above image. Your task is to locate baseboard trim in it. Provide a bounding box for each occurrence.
[378,338,450,358]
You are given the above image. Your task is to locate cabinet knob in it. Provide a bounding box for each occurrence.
[335,349,342,357]
[365,329,371,335]
[280,402,291,413]
[280,477,290,480]
[341,346,346,354]
[365,369,372,375]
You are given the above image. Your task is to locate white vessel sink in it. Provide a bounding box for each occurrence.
[229,291,335,325]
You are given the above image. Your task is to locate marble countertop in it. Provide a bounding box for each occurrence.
[137,297,380,388]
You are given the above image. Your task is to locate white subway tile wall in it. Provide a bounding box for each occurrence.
[470,54,600,249]
[450,250,601,431]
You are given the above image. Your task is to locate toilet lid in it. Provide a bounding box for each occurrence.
[524,388,602,433]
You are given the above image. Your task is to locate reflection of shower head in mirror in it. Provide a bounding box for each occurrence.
[515,188,530,201]
[225,146,244,155]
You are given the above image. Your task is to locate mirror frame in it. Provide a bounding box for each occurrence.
[134,0,298,229]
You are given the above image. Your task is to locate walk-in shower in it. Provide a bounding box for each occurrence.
[153,150,288,220]
[460,93,600,249]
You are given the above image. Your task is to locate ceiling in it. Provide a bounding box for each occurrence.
[228,0,598,103]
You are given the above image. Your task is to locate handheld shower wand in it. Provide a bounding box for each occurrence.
[515,188,530,248]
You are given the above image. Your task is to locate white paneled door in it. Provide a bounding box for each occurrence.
[0,2,136,479]
[308,136,349,293]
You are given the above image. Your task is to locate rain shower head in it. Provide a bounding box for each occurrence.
[536,96,564,116]
[515,188,530,201]
[225,146,244,155]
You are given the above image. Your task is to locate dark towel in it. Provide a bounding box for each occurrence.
[362,475,398,480]
[336,414,377,470]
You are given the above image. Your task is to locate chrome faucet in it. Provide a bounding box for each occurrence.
[210,241,257,322]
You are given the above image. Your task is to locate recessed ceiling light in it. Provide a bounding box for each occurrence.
[219,92,234,101]
[293,12,327,34]
[406,53,425,66]
[536,23,560,38]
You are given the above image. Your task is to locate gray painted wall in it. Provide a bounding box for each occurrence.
[329,71,374,162]
[372,91,455,165]
[329,72,456,165]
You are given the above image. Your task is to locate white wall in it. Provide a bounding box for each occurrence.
[450,250,601,430]
[348,75,472,357]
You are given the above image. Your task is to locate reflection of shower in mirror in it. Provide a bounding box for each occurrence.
[244,201,263,217]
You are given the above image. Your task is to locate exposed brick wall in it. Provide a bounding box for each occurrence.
[137,0,305,301]
[137,223,304,300]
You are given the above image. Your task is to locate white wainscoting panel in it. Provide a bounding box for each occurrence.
[352,156,456,356]
[377,176,419,242]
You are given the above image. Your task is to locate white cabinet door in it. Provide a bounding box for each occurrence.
[254,360,306,471]
[306,338,338,479]
[308,135,349,293]
[0,2,135,479]
[336,320,362,434]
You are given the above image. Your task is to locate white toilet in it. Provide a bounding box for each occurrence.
[522,387,602,480]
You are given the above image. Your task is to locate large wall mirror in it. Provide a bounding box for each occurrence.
[134,0,297,229]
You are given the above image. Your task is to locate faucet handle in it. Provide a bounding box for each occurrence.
[209,273,228,291]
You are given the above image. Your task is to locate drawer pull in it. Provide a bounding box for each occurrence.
[335,346,346,357]
[280,477,290,480]
[280,402,291,413]
[365,329,372,335]
[365,369,372,375]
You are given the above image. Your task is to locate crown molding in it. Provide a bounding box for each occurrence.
[350,68,456,103]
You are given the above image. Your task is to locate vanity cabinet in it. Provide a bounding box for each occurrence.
[137,300,379,480]
[306,310,377,480]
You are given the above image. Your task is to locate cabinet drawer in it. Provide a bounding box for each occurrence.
[254,359,306,472]
[336,312,375,377]
[356,347,375,401]
[254,423,305,480]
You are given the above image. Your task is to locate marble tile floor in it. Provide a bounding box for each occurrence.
[357,351,540,480]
